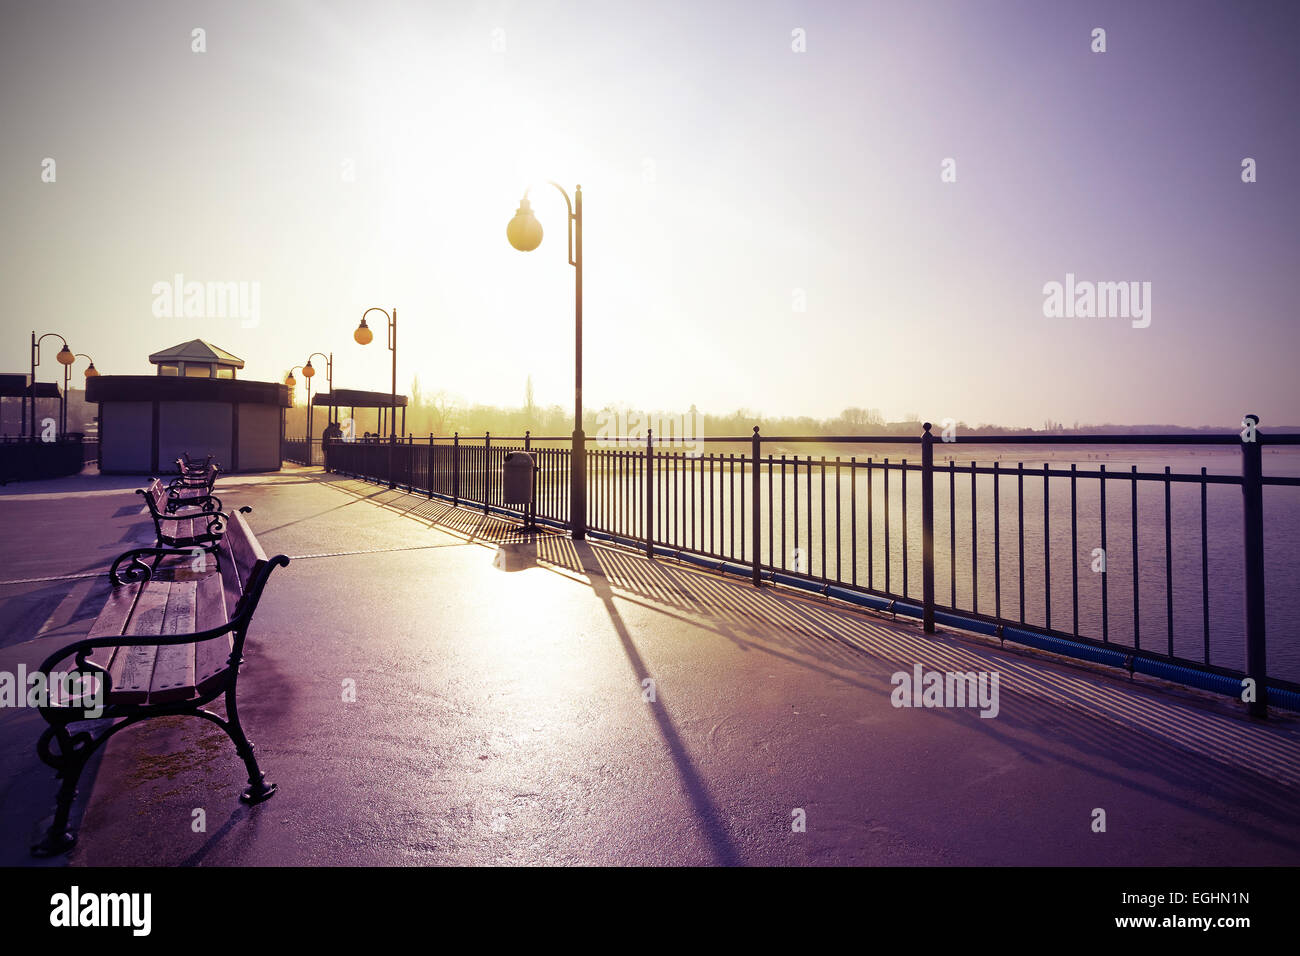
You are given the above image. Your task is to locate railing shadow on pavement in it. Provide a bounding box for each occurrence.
[307,471,1300,847]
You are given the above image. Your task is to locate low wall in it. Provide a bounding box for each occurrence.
[0,439,88,484]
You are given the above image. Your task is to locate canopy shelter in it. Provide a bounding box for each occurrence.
[0,381,62,399]
[0,374,62,437]
[311,388,409,440]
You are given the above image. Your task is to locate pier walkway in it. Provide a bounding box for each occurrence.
[1,465,1297,865]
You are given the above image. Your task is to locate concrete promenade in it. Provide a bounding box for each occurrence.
[2,466,1298,866]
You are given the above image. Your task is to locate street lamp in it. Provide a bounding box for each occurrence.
[28,332,75,439]
[303,351,333,448]
[284,361,312,444]
[506,182,585,539]
[285,366,308,451]
[354,307,398,489]
[63,353,98,436]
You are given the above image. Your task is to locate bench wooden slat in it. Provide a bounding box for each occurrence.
[194,566,233,696]
[107,581,172,704]
[85,583,142,666]
[228,514,263,577]
[220,514,263,615]
[48,580,143,708]
[147,580,198,704]
[217,532,244,618]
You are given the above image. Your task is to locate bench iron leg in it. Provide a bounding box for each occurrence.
[31,726,93,857]
[223,689,277,804]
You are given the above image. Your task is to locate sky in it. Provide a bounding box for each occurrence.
[1,0,1297,428]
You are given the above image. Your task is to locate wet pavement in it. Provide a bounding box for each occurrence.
[2,466,1298,866]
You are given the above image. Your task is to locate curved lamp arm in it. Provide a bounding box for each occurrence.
[521,182,577,267]
[360,307,395,350]
[73,353,98,378]
[33,332,70,366]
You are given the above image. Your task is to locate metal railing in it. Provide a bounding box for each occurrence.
[283,438,324,467]
[310,422,1300,713]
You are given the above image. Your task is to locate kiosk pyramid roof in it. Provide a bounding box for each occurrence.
[147,339,244,368]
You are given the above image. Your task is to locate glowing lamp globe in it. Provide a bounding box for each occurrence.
[303,362,315,378]
[285,372,296,389]
[506,198,543,252]
[56,345,75,365]
[354,320,374,345]
[84,363,99,378]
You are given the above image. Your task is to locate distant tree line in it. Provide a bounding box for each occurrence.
[282,376,1297,440]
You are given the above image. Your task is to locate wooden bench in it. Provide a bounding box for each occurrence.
[31,509,289,856]
[125,479,231,576]
[179,451,214,477]
[167,459,220,512]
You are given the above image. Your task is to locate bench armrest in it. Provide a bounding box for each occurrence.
[36,619,243,714]
[157,496,226,520]
[110,546,209,585]
[166,493,223,515]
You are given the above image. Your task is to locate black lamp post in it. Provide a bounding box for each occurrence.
[303,351,333,450]
[65,353,98,436]
[354,308,397,489]
[28,331,75,439]
[506,183,585,539]
[285,366,308,448]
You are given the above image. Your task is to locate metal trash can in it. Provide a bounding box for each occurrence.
[503,451,535,504]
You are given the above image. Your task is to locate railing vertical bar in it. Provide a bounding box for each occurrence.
[970,460,978,615]
[805,455,813,577]
[1044,462,1051,630]
[691,454,697,552]
[1017,461,1025,624]
[921,424,935,633]
[767,453,774,574]
[867,458,874,590]
[1165,465,1174,657]
[645,430,654,557]
[835,456,842,583]
[949,459,956,607]
[993,461,1001,620]
[820,456,827,582]
[1200,466,1210,665]
[483,433,491,516]
[850,456,857,588]
[883,458,890,595]
[1131,465,1140,650]
[1100,465,1109,643]
[781,455,788,571]
[751,427,761,585]
[708,453,714,556]
[730,454,737,562]
[1070,464,1079,638]
[739,452,746,564]
[902,458,909,599]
